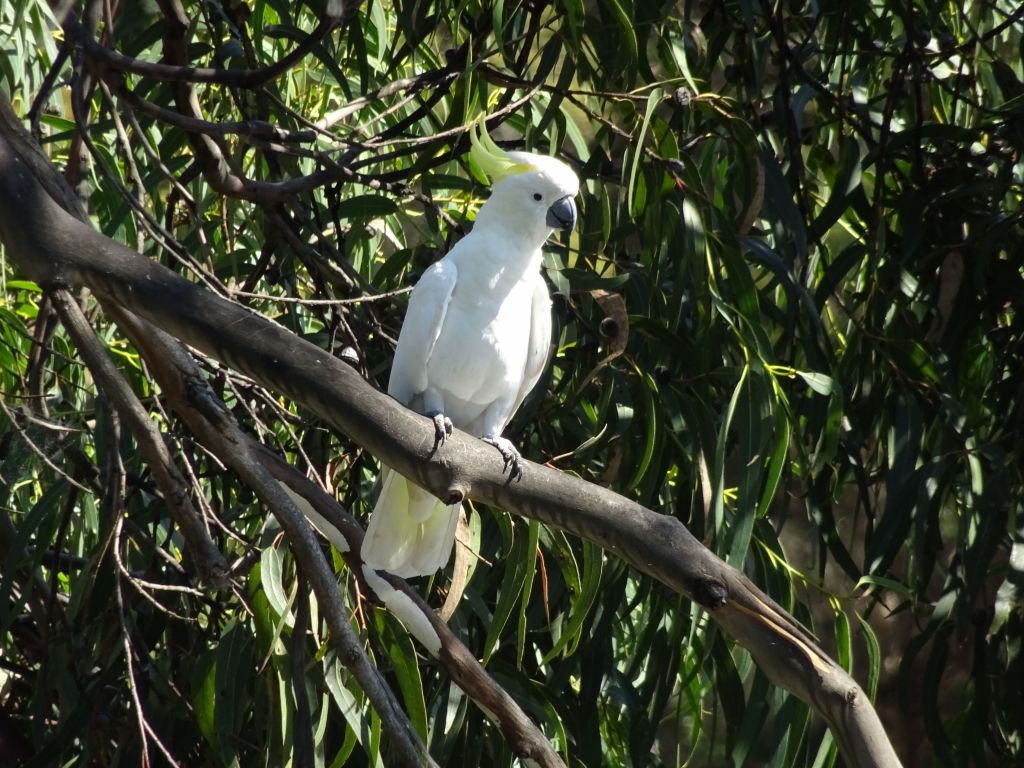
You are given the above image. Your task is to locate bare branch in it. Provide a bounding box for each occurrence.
[107,301,567,767]
[105,305,437,768]
[47,289,230,586]
[0,91,903,768]
[69,7,348,88]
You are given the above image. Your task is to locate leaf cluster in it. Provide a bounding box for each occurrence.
[1,0,1022,765]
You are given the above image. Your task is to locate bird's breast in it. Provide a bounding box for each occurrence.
[425,277,534,416]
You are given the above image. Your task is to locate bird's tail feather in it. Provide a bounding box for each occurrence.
[362,467,459,578]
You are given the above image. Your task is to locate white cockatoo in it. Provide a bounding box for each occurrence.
[361,122,580,579]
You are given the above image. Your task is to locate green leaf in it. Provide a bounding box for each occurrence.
[334,194,399,220]
[797,371,834,396]
[541,539,604,663]
[853,574,913,597]
[757,407,789,521]
[515,519,541,668]
[834,607,851,673]
[483,520,534,664]
[325,654,385,768]
[599,0,637,66]
[810,728,838,768]
[260,523,296,629]
[856,613,881,702]
[714,366,747,549]
[378,614,428,739]
[626,370,659,490]
[214,619,255,761]
[627,90,660,219]
[808,135,862,241]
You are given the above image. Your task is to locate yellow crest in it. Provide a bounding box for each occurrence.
[469,120,535,183]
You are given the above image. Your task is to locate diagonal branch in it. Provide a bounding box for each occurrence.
[0,96,902,768]
[0,94,431,766]
[106,309,437,768]
[48,289,230,588]
[109,302,568,768]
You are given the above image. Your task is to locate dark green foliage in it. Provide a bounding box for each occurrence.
[1,0,1022,765]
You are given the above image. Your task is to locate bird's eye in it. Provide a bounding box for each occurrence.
[533,193,543,201]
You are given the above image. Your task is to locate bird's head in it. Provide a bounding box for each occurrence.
[469,122,580,242]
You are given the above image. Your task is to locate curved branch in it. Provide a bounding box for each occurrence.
[0,94,431,765]
[111,311,437,768]
[70,0,351,89]
[116,84,318,143]
[111,304,567,768]
[0,102,902,768]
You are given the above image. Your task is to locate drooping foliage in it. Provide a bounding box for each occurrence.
[1,0,1021,765]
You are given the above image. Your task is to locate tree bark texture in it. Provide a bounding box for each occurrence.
[0,96,902,767]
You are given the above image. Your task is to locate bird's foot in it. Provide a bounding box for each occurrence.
[482,436,523,481]
[427,412,454,453]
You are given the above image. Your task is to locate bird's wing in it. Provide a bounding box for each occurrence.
[386,259,458,405]
[510,272,553,419]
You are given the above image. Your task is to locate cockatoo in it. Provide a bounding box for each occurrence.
[361,123,580,579]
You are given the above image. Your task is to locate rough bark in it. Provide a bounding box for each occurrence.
[108,303,567,768]
[0,97,902,767]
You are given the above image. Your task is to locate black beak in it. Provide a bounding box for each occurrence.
[546,196,577,231]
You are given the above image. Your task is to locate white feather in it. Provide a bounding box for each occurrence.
[361,566,442,655]
[360,149,579,578]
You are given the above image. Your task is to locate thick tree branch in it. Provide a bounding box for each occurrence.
[0,101,902,767]
[114,318,437,768]
[0,92,432,765]
[109,302,567,768]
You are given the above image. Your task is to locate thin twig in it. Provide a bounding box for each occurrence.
[49,289,230,586]
[71,9,346,88]
[228,286,412,305]
[0,400,94,493]
[115,518,183,768]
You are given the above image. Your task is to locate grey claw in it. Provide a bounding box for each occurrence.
[430,412,453,450]
[482,436,523,481]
